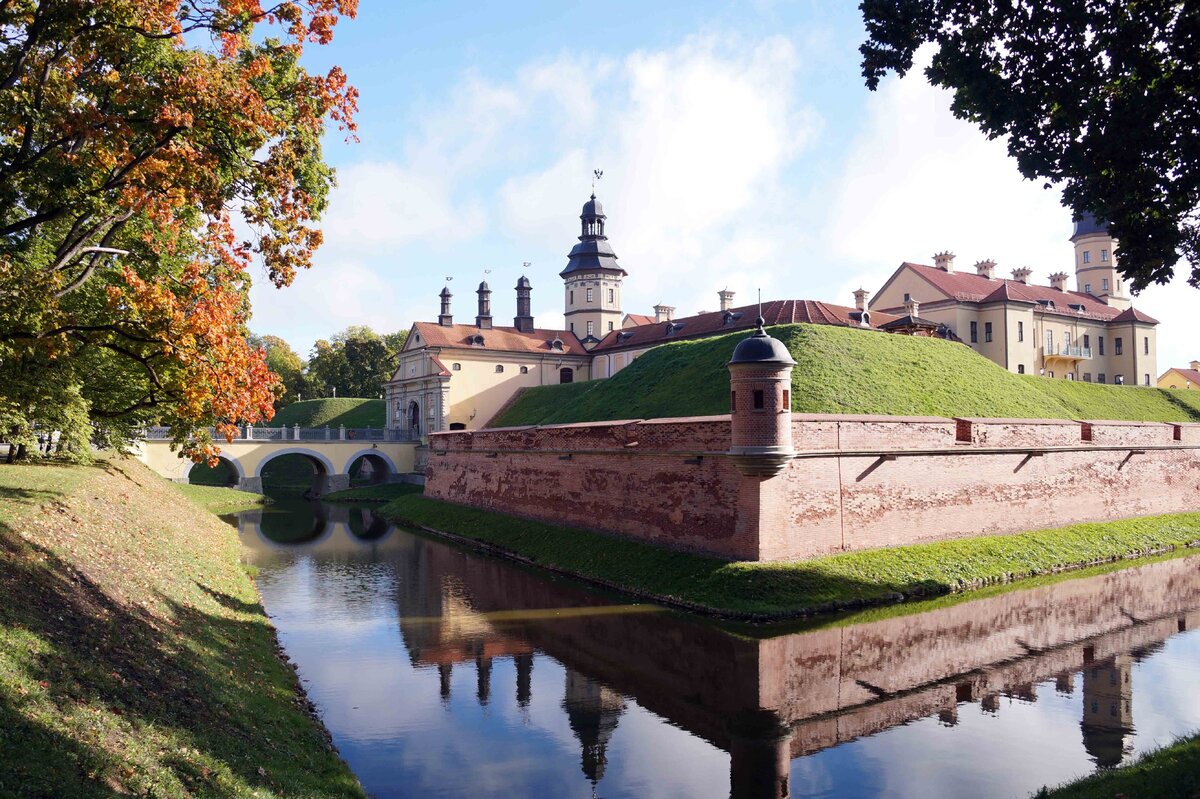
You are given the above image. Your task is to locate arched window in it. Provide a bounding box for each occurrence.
[407,400,420,435]
[559,367,574,384]
[520,366,529,374]
[452,362,461,371]
[495,364,504,373]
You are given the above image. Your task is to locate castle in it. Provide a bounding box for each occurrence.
[385,194,1159,438]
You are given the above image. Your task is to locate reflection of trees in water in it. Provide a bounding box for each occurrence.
[258,498,327,543]
[346,507,388,540]
[261,454,318,495]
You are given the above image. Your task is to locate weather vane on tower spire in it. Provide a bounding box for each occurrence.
[592,168,603,198]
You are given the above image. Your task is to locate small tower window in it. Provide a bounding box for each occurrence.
[608,288,614,303]
[753,389,764,410]
[782,389,790,409]
[730,390,736,412]
[570,290,574,304]
[1083,251,1091,264]
[1101,249,1109,261]
[586,288,594,303]
[587,320,594,337]
[1084,283,1092,294]
[608,321,614,332]
[1102,278,1109,291]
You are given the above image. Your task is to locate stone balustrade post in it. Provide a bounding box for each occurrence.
[294,423,300,441]
[245,424,253,441]
[339,424,346,441]
[325,425,331,440]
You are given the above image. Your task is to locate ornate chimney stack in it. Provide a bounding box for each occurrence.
[727,317,796,477]
[654,304,675,323]
[1049,272,1069,291]
[513,276,534,333]
[719,288,736,312]
[975,259,996,279]
[475,281,493,329]
[853,287,869,311]
[438,286,453,327]
[933,251,956,272]
[1190,359,1199,371]
[904,297,920,318]
[1012,267,1033,284]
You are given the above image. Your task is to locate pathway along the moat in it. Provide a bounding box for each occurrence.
[233,498,1200,799]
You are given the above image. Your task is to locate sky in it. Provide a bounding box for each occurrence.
[247,1,1198,373]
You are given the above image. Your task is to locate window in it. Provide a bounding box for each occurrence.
[586,288,594,303]
[1084,283,1092,294]
[1102,278,1109,292]
[984,322,993,343]
[1066,373,1075,381]
[493,364,505,373]
[1048,370,1055,378]
[586,320,594,337]
[1115,337,1123,355]
[519,365,529,374]
[753,389,765,410]
[570,290,574,304]
[409,365,416,376]
[608,321,614,332]
[569,322,575,333]
[452,362,461,371]
[783,389,790,409]
[1017,364,1026,374]
[1098,373,1106,384]
[1101,249,1109,261]
[1144,336,1149,355]
[559,367,573,384]
[1045,329,1053,351]
[1018,321,1024,342]
[1145,374,1151,386]
[1083,373,1092,382]
[1083,251,1091,264]
[903,292,911,302]
[1115,374,1124,385]
[608,288,614,303]
[970,321,978,343]
[1099,336,1105,355]
[730,391,736,412]
[1083,334,1090,350]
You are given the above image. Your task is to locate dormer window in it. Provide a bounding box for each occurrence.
[1036,299,1055,309]
[1068,303,1085,312]
[616,331,634,342]
[722,311,743,326]
[550,338,564,351]
[468,334,485,346]
[665,322,686,336]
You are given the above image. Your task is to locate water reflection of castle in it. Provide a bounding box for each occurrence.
[379,531,1200,798]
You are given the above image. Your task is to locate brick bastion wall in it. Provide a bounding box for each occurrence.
[423,415,1200,562]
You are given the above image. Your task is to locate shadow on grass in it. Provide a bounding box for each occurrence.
[0,519,357,797]
[197,583,262,615]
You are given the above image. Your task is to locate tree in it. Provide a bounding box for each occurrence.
[0,0,358,462]
[860,0,1200,292]
[304,326,406,399]
[248,334,305,409]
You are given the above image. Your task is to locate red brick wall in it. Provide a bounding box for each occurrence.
[425,414,1200,562]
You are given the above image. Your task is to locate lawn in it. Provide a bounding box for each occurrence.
[265,397,385,428]
[491,323,1200,427]
[0,458,364,797]
[172,481,270,512]
[369,489,1200,619]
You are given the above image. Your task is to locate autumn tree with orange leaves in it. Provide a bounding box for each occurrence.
[0,0,357,462]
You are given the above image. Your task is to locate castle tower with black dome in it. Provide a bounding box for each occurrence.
[561,192,626,347]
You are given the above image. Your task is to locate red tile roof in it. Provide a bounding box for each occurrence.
[623,313,655,326]
[893,262,1153,322]
[591,300,898,352]
[1164,367,1200,386]
[410,322,588,355]
[1112,306,1160,324]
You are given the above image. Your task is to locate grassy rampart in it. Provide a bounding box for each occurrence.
[1035,731,1199,798]
[265,397,384,428]
[492,324,1200,427]
[0,458,365,798]
[364,489,1200,620]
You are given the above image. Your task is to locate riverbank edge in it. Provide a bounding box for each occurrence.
[373,492,1200,623]
[1036,730,1200,798]
[0,458,367,797]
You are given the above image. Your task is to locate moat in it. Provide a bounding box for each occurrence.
[233,498,1200,799]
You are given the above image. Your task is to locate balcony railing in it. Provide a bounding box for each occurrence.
[1043,345,1092,359]
[142,425,420,442]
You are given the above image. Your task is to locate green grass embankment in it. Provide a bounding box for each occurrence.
[492,324,1200,427]
[322,483,421,503]
[265,398,385,428]
[1034,732,1200,798]
[366,489,1200,619]
[0,459,365,798]
[172,481,270,513]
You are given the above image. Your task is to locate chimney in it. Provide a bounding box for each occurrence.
[475,281,492,329]
[1190,360,1199,371]
[513,276,534,333]
[1049,272,1069,291]
[974,259,996,279]
[853,287,869,311]
[933,251,956,272]
[719,288,736,312]
[1011,267,1033,284]
[904,297,920,318]
[438,286,453,327]
[654,304,675,323]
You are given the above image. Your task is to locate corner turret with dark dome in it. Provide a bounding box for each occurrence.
[1070,211,1109,241]
[1070,209,1129,309]
[727,318,796,477]
[561,192,627,348]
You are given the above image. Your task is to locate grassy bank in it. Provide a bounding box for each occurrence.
[266,398,384,428]
[1035,732,1200,798]
[369,490,1200,619]
[0,458,365,798]
[173,481,270,513]
[322,483,421,503]
[492,324,1200,427]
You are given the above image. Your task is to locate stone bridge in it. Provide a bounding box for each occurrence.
[136,426,422,494]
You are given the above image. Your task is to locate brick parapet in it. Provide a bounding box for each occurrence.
[428,415,1200,561]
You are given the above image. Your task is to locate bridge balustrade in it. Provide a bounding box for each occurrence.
[141,425,419,442]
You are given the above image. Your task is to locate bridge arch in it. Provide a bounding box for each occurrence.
[181,454,245,485]
[343,448,399,483]
[254,447,336,479]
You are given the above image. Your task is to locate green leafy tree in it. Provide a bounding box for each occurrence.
[249,334,306,409]
[860,0,1200,291]
[304,326,406,399]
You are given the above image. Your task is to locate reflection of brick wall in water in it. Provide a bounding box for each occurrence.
[425,415,1200,561]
